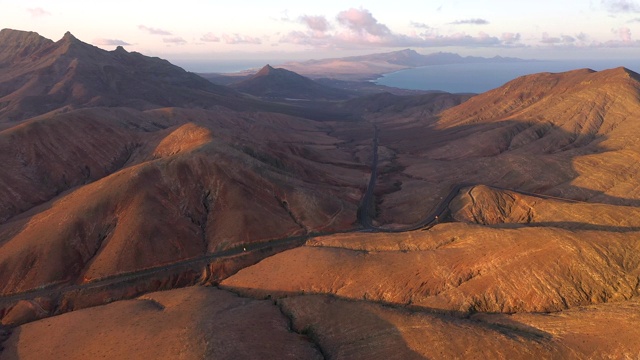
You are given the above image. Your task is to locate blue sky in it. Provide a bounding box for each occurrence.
[3,0,640,64]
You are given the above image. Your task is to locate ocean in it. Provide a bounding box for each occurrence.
[375,60,640,94]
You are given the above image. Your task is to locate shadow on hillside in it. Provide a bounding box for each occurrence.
[370,116,640,227]
[219,286,562,358]
[486,222,640,232]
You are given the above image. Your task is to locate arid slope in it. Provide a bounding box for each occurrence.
[1,29,639,359]
[1,286,322,359]
[0,106,370,295]
[220,186,640,358]
[369,67,640,227]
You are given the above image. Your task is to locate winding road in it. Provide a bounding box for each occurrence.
[355,123,583,233]
[0,123,581,310]
[354,123,467,233]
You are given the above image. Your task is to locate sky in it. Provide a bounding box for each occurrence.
[2,0,640,70]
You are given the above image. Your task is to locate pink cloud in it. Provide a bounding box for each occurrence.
[281,7,521,49]
[300,15,330,33]
[93,38,131,46]
[27,7,51,17]
[138,25,172,36]
[618,27,633,42]
[222,33,262,45]
[336,8,391,37]
[501,32,521,44]
[163,37,187,45]
[201,33,220,42]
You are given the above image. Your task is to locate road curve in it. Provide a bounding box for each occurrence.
[356,123,583,233]
[0,123,584,309]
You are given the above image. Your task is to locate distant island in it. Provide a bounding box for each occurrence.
[200,49,529,94]
[277,49,528,81]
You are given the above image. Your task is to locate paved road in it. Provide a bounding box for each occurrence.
[0,234,312,306]
[0,123,583,307]
[355,123,459,232]
[355,123,583,233]
[356,125,379,229]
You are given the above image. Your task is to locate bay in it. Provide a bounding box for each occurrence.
[375,60,640,93]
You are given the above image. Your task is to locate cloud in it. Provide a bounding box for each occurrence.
[410,22,432,29]
[616,26,633,41]
[201,33,220,42]
[501,32,521,44]
[449,18,490,25]
[576,32,589,41]
[336,8,392,37]
[536,29,639,48]
[281,8,517,49]
[602,0,640,12]
[540,32,577,44]
[629,17,640,22]
[93,38,131,46]
[138,25,172,36]
[300,15,330,33]
[222,33,262,45]
[163,37,187,45]
[282,29,504,48]
[27,7,51,17]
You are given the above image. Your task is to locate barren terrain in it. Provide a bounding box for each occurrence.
[1,29,639,359]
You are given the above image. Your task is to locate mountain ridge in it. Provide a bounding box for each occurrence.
[2,28,640,359]
[0,29,247,122]
[438,66,640,129]
[232,64,353,100]
[277,48,528,80]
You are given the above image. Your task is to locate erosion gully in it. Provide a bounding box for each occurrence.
[0,122,579,323]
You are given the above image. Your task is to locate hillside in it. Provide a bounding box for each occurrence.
[0,29,248,122]
[231,65,353,100]
[367,67,640,227]
[1,29,640,359]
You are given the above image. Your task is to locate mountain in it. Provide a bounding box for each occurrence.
[331,49,524,67]
[0,30,390,297]
[0,29,249,122]
[231,64,353,100]
[216,67,640,358]
[278,49,527,80]
[361,66,640,227]
[0,29,53,65]
[1,29,640,359]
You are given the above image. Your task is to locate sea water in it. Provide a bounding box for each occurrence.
[375,60,640,93]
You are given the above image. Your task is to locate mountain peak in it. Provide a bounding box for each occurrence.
[61,31,80,43]
[612,66,639,78]
[396,49,419,55]
[255,64,276,77]
[233,65,351,100]
[591,66,640,85]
